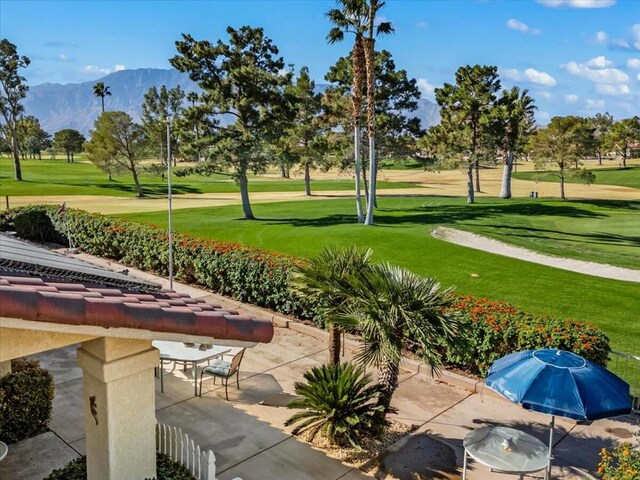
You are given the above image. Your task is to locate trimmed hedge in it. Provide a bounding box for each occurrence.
[43,453,196,480]
[0,206,611,376]
[0,359,55,444]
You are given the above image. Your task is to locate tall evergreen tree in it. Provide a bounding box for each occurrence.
[589,112,613,165]
[0,39,30,180]
[141,85,184,165]
[434,65,500,203]
[605,116,640,169]
[283,66,329,196]
[170,26,292,219]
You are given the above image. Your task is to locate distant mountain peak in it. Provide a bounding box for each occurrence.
[25,68,439,136]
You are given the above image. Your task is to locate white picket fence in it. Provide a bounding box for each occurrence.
[156,423,243,480]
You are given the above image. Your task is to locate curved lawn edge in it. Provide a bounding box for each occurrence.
[432,226,640,283]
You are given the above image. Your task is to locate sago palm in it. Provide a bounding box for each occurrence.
[290,245,373,364]
[334,263,461,421]
[285,362,388,447]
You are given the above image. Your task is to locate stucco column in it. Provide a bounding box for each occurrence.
[77,338,159,480]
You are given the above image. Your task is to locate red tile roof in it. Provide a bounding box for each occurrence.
[0,275,273,343]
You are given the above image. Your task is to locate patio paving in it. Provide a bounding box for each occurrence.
[2,259,637,480]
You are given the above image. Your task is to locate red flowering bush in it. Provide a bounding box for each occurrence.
[443,296,610,375]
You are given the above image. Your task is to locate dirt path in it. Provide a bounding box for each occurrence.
[432,226,640,283]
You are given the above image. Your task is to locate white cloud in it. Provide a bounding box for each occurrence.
[563,60,629,84]
[595,31,609,44]
[627,58,640,69]
[634,24,640,50]
[586,56,613,68]
[564,93,579,103]
[82,64,126,76]
[58,53,68,61]
[638,73,640,81]
[585,99,606,109]
[417,78,436,97]
[501,68,557,86]
[596,83,631,95]
[506,18,542,35]
[415,21,429,29]
[538,90,552,100]
[538,0,616,8]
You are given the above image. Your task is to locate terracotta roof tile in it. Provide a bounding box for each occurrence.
[0,275,273,344]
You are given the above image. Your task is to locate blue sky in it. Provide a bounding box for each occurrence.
[2,0,639,121]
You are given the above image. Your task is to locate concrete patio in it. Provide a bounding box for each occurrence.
[1,257,637,480]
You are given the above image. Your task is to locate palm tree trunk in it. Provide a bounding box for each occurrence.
[238,169,255,219]
[362,155,369,205]
[101,96,105,114]
[304,162,311,196]
[363,36,376,226]
[467,162,474,204]
[352,38,365,223]
[328,323,341,365]
[500,150,513,199]
[376,360,399,422]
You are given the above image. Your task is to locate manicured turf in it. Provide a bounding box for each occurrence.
[513,165,640,190]
[0,157,414,197]
[120,196,640,356]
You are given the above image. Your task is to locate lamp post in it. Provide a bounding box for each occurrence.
[166,115,174,290]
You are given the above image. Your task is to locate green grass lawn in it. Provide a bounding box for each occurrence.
[513,165,640,190]
[0,157,414,197]
[120,196,640,356]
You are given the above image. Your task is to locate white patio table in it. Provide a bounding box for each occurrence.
[0,441,7,462]
[153,341,231,396]
[463,426,549,480]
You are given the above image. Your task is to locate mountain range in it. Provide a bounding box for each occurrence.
[24,68,440,136]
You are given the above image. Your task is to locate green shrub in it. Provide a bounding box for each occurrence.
[1,206,611,378]
[285,363,388,447]
[0,359,55,444]
[43,453,196,480]
[441,295,611,375]
[0,205,67,245]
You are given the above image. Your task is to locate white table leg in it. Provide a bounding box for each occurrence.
[192,361,198,396]
[463,449,467,480]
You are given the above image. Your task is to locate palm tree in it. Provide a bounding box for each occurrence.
[334,263,462,421]
[93,82,111,113]
[363,0,393,225]
[290,245,373,365]
[496,87,536,199]
[327,0,369,223]
[285,362,388,447]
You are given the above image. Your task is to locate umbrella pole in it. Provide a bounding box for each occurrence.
[546,415,555,480]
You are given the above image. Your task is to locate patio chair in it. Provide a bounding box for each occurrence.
[199,348,245,400]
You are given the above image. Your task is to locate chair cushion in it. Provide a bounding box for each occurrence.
[203,359,232,376]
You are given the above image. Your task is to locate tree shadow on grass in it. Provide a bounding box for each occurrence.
[253,201,610,229]
[463,224,640,249]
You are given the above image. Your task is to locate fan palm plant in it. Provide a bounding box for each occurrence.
[334,263,462,421]
[93,81,112,113]
[326,0,369,223]
[496,86,536,199]
[291,245,373,364]
[363,0,393,225]
[285,362,388,447]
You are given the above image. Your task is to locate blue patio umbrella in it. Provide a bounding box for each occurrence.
[485,349,632,479]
